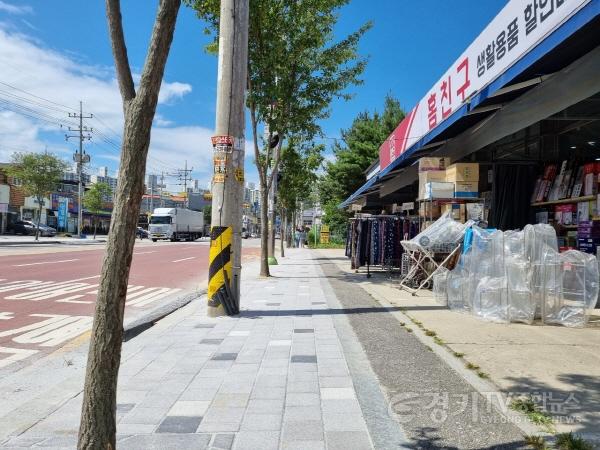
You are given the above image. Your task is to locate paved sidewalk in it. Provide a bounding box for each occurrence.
[315,248,600,442]
[0,250,404,449]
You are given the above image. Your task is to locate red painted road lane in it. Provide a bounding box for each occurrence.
[0,241,261,372]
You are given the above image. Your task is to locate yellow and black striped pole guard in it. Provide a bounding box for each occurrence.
[207,226,233,312]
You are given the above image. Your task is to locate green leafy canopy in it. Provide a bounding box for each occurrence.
[6,152,68,201]
[83,182,112,215]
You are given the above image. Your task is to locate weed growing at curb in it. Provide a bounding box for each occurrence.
[555,432,594,450]
[405,327,413,333]
[453,352,464,358]
[425,345,433,351]
[399,322,406,327]
[510,397,555,433]
[424,330,436,337]
[433,336,444,345]
[412,320,423,328]
[476,371,489,379]
[524,435,548,450]
[466,362,480,370]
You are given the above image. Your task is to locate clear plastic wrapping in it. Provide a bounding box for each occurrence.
[473,276,509,323]
[540,248,599,327]
[409,211,473,248]
[433,268,449,306]
[505,256,535,324]
[447,268,470,313]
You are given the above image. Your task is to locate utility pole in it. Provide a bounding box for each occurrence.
[207,0,249,317]
[66,101,92,237]
[170,161,193,208]
[159,171,165,207]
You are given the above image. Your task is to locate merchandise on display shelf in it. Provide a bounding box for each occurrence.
[418,171,447,200]
[424,182,454,200]
[418,157,450,172]
[454,181,479,198]
[445,163,479,182]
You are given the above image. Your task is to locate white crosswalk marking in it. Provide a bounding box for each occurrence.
[56,295,93,304]
[5,283,97,301]
[0,312,14,320]
[0,314,92,347]
[126,288,181,307]
[0,347,39,369]
[0,281,47,293]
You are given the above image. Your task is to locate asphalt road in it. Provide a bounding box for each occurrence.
[0,238,261,373]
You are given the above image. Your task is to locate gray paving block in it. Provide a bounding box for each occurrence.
[246,399,284,414]
[288,371,318,383]
[287,381,319,393]
[233,431,279,450]
[195,323,216,328]
[120,406,167,424]
[284,406,322,422]
[281,440,325,450]
[201,338,224,344]
[212,393,250,408]
[180,387,219,401]
[156,415,203,433]
[117,423,157,435]
[285,392,320,407]
[2,436,46,447]
[117,403,136,414]
[37,435,78,447]
[240,413,282,431]
[293,329,314,333]
[282,419,324,441]
[202,407,245,424]
[250,386,285,399]
[291,355,317,363]
[325,431,373,450]
[211,353,239,361]
[322,412,368,432]
[119,433,212,450]
[211,433,235,450]
[318,376,353,388]
[197,421,240,432]
[321,399,362,414]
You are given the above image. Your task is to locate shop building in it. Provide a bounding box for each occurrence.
[343,0,600,236]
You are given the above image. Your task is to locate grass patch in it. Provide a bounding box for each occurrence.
[412,320,424,328]
[524,435,548,450]
[465,362,480,371]
[398,322,406,327]
[476,371,489,379]
[509,397,555,433]
[424,330,437,337]
[307,242,345,249]
[405,327,413,333]
[453,352,465,358]
[433,337,445,345]
[555,432,594,450]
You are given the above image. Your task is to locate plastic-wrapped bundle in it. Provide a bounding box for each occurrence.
[409,211,473,248]
[540,248,599,327]
[505,256,535,324]
[432,268,449,306]
[466,227,505,307]
[524,224,558,265]
[504,230,525,259]
[472,276,509,323]
[447,269,470,312]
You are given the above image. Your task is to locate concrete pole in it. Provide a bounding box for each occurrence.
[207,0,249,317]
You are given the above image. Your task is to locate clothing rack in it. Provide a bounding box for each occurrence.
[346,214,420,277]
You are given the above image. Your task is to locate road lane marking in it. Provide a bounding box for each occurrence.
[133,251,156,255]
[13,259,79,267]
[172,257,196,263]
[0,347,39,369]
[0,312,14,320]
[56,295,93,304]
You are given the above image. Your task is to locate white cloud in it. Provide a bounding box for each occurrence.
[0,1,32,15]
[0,22,260,192]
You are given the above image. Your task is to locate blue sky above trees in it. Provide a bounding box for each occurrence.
[0,0,505,190]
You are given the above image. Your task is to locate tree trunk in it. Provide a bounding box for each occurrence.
[35,200,42,241]
[93,218,97,240]
[280,211,285,258]
[260,186,270,277]
[78,1,180,449]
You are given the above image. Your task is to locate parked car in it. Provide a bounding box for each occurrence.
[12,220,57,237]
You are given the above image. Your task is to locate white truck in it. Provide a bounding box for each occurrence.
[148,208,204,242]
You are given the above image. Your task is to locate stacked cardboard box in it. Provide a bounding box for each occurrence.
[417,157,450,200]
[419,200,441,219]
[445,163,479,198]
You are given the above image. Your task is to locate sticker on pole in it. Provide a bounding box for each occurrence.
[211,135,234,153]
[213,174,225,183]
[214,154,228,175]
[234,168,244,183]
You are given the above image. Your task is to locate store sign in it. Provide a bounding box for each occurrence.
[58,198,68,229]
[379,0,590,171]
[0,185,9,204]
[401,202,415,211]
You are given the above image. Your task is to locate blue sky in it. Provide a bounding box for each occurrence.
[0,0,506,191]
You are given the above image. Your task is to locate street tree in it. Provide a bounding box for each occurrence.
[83,182,112,239]
[6,152,67,241]
[188,0,370,277]
[77,1,181,448]
[319,95,405,236]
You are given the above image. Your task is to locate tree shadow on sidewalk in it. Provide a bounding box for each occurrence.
[407,427,528,449]
[503,373,600,437]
